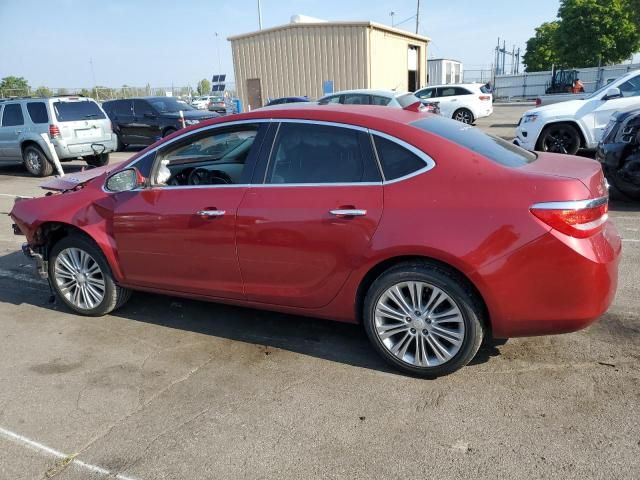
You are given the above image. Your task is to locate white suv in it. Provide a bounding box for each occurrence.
[0,96,115,176]
[515,69,640,154]
[414,83,493,124]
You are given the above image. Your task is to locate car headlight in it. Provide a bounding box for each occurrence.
[184,119,200,125]
[522,113,538,124]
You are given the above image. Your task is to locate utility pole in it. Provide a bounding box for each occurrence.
[415,0,420,34]
[89,57,98,99]
[390,11,395,27]
[215,32,222,79]
[258,0,263,30]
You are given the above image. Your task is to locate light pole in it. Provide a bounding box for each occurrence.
[215,32,222,76]
[258,0,263,30]
[390,11,395,27]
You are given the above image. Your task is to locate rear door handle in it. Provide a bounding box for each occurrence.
[329,209,367,217]
[197,209,226,217]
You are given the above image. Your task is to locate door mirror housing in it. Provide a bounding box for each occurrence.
[105,168,144,192]
[603,87,622,101]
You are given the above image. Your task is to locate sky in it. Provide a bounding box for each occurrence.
[0,0,614,90]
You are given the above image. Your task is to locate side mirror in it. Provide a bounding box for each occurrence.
[603,87,622,101]
[105,168,144,192]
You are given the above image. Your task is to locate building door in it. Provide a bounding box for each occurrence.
[246,78,263,110]
[408,45,420,91]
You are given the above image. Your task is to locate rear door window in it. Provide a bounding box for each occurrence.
[1,104,24,126]
[266,123,381,184]
[26,102,49,124]
[53,100,106,122]
[411,117,537,166]
[371,95,391,106]
[133,100,155,116]
[110,100,133,116]
[373,135,428,180]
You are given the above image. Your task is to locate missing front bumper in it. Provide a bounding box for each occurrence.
[22,243,48,279]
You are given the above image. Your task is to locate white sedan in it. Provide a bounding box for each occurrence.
[317,89,440,113]
[414,83,493,124]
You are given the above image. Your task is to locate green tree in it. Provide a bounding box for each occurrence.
[196,78,211,96]
[34,86,53,97]
[555,0,640,67]
[523,22,561,72]
[0,76,30,96]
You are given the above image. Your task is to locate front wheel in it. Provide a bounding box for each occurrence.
[537,123,581,155]
[85,153,110,168]
[22,144,54,177]
[363,263,484,377]
[49,235,131,316]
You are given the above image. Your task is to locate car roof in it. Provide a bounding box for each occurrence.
[419,83,482,90]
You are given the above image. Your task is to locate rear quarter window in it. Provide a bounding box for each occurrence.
[27,102,49,124]
[411,117,537,167]
[53,100,106,122]
[373,135,427,180]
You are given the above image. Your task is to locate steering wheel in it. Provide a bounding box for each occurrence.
[188,168,232,185]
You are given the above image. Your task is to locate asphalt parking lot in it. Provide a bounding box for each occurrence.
[0,105,638,480]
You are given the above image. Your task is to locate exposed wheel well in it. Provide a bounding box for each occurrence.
[355,255,491,332]
[21,140,48,157]
[162,127,177,137]
[536,121,586,149]
[34,222,95,259]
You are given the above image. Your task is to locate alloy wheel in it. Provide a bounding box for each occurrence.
[54,247,106,310]
[454,110,473,124]
[25,150,42,172]
[543,128,578,154]
[374,281,465,367]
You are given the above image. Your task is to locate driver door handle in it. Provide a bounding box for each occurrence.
[329,209,367,217]
[196,209,226,217]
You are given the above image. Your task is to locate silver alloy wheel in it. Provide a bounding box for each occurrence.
[25,150,42,172]
[454,110,473,124]
[54,247,106,310]
[374,281,465,367]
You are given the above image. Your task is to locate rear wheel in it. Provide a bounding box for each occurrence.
[22,144,54,177]
[604,156,640,200]
[453,108,474,124]
[85,153,110,168]
[49,235,131,316]
[538,123,581,154]
[363,262,485,378]
[115,133,127,152]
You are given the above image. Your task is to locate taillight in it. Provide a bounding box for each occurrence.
[49,124,61,139]
[530,197,609,239]
[479,95,491,101]
[535,98,542,107]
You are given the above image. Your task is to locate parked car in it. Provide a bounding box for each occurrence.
[0,96,115,176]
[317,89,439,113]
[414,83,493,124]
[597,106,640,200]
[102,97,219,150]
[265,96,310,107]
[515,70,640,154]
[11,104,620,378]
[206,96,228,114]
[191,96,215,110]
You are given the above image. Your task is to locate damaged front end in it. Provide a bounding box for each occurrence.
[597,107,640,200]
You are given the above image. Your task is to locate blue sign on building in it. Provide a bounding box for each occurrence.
[323,80,334,95]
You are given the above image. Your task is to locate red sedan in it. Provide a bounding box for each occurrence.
[10,104,621,377]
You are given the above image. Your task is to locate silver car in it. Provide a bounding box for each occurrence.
[0,96,116,176]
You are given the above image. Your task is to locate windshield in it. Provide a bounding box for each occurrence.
[586,73,635,99]
[53,100,106,121]
[149,98,195,113]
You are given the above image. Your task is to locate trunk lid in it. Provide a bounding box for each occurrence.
[520,152,608,198]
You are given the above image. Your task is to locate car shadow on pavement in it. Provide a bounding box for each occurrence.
[0,162,88,178]
[0,255,500,376]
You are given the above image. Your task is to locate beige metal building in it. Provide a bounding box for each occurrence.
[228,21,430,109]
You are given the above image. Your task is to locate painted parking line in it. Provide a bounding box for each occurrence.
[623,239,640,243]
[0,426,140,480]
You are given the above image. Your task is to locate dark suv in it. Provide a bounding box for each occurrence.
[102,97,219,150]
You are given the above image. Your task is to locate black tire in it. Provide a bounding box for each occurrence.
[49,235,131,316]
[22,144,54,177]
[453,108,474,125]
[537,123,581,155]
[604,156,640,201]
[115,133,127,152]
[363,262,485,378]
[163,127,177,138]
[85,153,110,168]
